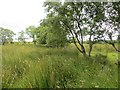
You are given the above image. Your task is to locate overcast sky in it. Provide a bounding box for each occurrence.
[0,0,46,34]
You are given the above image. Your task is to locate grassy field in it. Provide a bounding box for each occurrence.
[2,44,119,88]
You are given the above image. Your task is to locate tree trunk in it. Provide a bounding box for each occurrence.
[24,41,26,44]
[2,42,5,45]
[82,51,87,57]
[33,35,36,45]
[111,43,120,52]
[82,51,89,60]
[33,41,36,45]
[63,21,88,58]
[103,39,120,52]
[88,43,93,57]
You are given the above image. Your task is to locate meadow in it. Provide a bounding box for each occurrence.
[2,43,119,88]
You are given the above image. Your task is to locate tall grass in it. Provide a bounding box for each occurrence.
[2,44,118,88]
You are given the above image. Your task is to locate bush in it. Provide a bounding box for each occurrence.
[46,33,68,48]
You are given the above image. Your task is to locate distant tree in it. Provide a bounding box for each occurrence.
[18,31,26,44]
[0,27,15,45]
[26,25,37,45]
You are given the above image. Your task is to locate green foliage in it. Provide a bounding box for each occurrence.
[46,32,68,48]
[26,25,37,44]
[0,27,15,45]
[36,16,68,47]
[36,26,48,44]
[18,31,26,43]
[37,34,47,44]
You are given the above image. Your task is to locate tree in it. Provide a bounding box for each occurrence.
[36,16,68,47]
[78,2,105,56]
[44,2,105,57]
[18,31,26,44]
[46,16,68,47]
[44,1,120,57]
[26,25,37,45]
[0,27,15,45]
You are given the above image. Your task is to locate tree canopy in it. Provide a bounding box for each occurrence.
[0,27,15,45]
[36,15,68,47]
[26,25,37,44]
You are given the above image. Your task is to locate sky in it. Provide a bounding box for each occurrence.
[0,0,46,41]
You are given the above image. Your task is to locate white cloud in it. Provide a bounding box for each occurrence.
[0,0,46,34]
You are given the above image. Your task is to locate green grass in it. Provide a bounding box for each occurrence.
[2,44,118,88]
